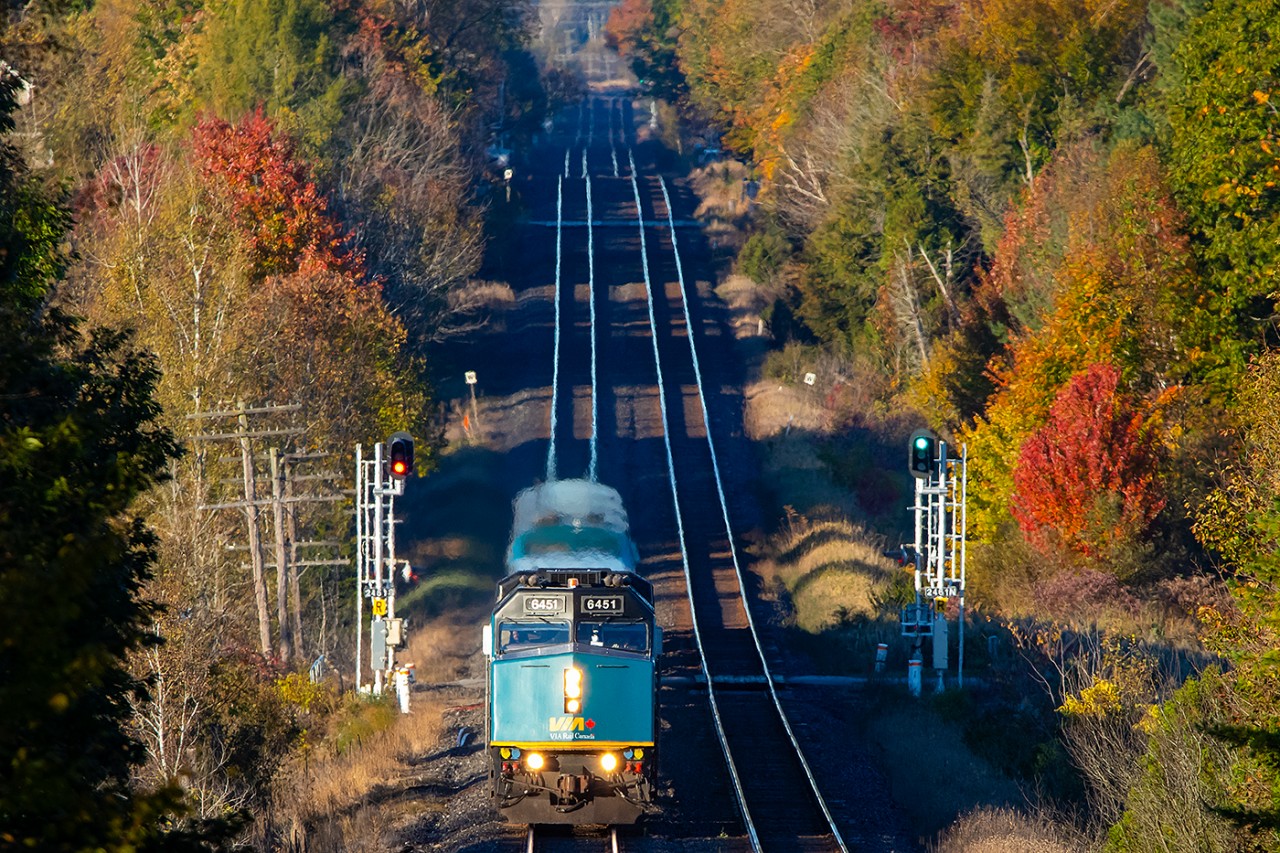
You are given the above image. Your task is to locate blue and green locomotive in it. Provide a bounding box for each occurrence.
[483,480,660,824]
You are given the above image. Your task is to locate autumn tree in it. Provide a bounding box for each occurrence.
[1011,362,1165,566]
[1197,350,1280,641]
[956,144,1197,541]
[327,7,484,328]
[925,0,1148,250]
[190,111,427,442]
[606,0,686,101]
[189,0,350,146]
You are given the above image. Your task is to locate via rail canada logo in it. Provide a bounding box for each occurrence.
[548,716,597,740]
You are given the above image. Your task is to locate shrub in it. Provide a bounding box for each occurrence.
[1104,669,1245,852]
[737,228,791,284]
[1035,569,1140,623]
[932,807,1081,853]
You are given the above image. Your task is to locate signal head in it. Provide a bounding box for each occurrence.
[387,431,414,480]
[909,429,937,479]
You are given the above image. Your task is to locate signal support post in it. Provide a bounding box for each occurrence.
[900,429,968,693]
[355,433,414,699]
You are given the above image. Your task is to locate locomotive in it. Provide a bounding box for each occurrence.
[483,479,661,824]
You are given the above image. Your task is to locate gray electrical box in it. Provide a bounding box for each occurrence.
[370,619,388,664]
[932,614,948,671]
[387,618,404,648]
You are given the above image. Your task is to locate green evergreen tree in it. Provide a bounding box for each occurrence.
[192,0,350,146]
[0,70,241,853]
[1164,0,1280,386]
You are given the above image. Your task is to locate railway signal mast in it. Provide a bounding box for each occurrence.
[355,432,414,696]
[900,429,968,691]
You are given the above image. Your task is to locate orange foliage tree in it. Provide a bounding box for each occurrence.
[956,144,1195,541]
[190,110,422,442]
[1011,362,1165,562]
[191,109,360,279]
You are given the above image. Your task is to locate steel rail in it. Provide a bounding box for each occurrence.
[586,166,599,482]
[658,176,849,853]
[546,175,564,482]
[627,148,762,852]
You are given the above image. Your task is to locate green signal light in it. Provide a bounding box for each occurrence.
[914,437,929,450]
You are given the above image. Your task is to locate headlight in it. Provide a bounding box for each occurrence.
[564,666,583,713]
[600,752,619,773]
[526,752,545,771]
[564,666,582,698]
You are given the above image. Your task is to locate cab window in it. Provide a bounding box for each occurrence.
[499,621,570,653]
[576,621,648,652]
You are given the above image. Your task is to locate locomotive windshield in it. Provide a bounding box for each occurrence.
[576,621,648,652]
[499,620,570,652]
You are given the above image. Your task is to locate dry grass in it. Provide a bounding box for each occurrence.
[745,379,831,440]
[271,615,484,850]
[931,808,1085,853]
[688,159,753,251]
[714,273,775,366]
[761,514,897,633]
[788,569,880,633]
[449,279,516,312]
[271,692,447,851]
[399,617,481,685]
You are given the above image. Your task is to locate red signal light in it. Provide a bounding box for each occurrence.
[386,431,414,480]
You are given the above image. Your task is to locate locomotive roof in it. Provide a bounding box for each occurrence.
[508,523,638,571]
[495,569,654,604]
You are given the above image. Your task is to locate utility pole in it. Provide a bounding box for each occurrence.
[190,401,302,655]
[190,403,344,665]
[270,449,291,661]
[237,403,271,653]
[284,455,304,661]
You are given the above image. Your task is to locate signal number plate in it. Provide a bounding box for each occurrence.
[580,595,624,614]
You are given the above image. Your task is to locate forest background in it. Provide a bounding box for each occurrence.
[0,0,566,847]
[6,0,1280,849]
[607,0,1280,849]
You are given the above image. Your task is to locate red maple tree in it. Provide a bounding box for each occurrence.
[191,110,361,279]
[1011,362,1165,560]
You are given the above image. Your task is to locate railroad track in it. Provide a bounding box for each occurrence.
[534,94,848,851]
[627,149,846,853]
